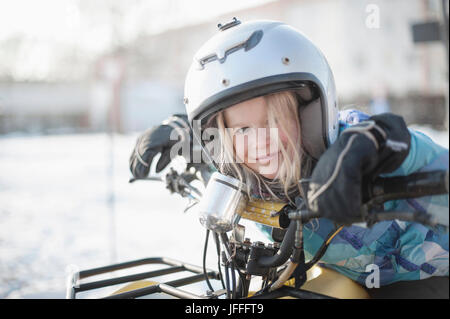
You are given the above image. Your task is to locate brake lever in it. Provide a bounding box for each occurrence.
[128,176,164,183]
[183,198,199,213]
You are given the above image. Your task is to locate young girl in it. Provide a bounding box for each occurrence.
[130,19,449,298]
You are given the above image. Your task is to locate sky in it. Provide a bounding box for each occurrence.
[0,0,274,81]
[0,0,273,50]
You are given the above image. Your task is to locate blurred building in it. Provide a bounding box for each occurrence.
[126,0,448,127]
[0,0,447,134]
[0,82,90,134]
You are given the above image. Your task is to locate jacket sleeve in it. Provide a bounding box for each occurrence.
[381,129,449,227]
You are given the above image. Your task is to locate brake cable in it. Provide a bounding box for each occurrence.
[212,233,226,290]
[222,251,231,299]
[219,233,248,298]
[202,230,214,292]
[304,225,344,270]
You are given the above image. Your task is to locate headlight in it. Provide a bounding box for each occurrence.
[197,172,248,233]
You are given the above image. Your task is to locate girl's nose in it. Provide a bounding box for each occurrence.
[255,127,279,152]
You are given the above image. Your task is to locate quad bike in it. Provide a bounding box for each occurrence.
[66,164,448,299]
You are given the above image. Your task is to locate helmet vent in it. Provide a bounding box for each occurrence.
[217,17,241,31]
[196,30,263,69]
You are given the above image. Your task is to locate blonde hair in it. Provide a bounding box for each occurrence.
[208,90,311,204]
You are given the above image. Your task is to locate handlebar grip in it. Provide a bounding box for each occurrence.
[365,170,449,204]
[445,170,449,193]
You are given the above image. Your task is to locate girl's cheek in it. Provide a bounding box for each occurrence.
[278,128,289,148]
[233,134,249,162]
[280,122,298,147]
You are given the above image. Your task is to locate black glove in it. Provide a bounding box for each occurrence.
[129,114,191,178]
[307,113,411,225]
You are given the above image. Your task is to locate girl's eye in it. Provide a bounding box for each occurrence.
[235,127,250,134]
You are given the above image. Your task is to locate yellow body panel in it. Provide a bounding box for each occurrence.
[286,265,370,299]
[112,280,158,295]
[240,199,287,228]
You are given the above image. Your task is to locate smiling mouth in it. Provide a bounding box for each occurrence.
[254,151,280,163]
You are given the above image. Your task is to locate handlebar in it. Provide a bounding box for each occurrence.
[365,170,448,205]
[129,168,203,203]
[239,170,448,228]
[130,168,448,227]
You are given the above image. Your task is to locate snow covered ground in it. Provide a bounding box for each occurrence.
[0,132,268,298]
[0,126,447,298]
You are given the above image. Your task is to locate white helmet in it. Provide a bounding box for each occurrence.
[184,18,339,160]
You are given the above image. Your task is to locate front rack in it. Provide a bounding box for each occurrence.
[67,257,221,299]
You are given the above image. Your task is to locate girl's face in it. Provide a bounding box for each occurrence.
[223,96,298,179]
